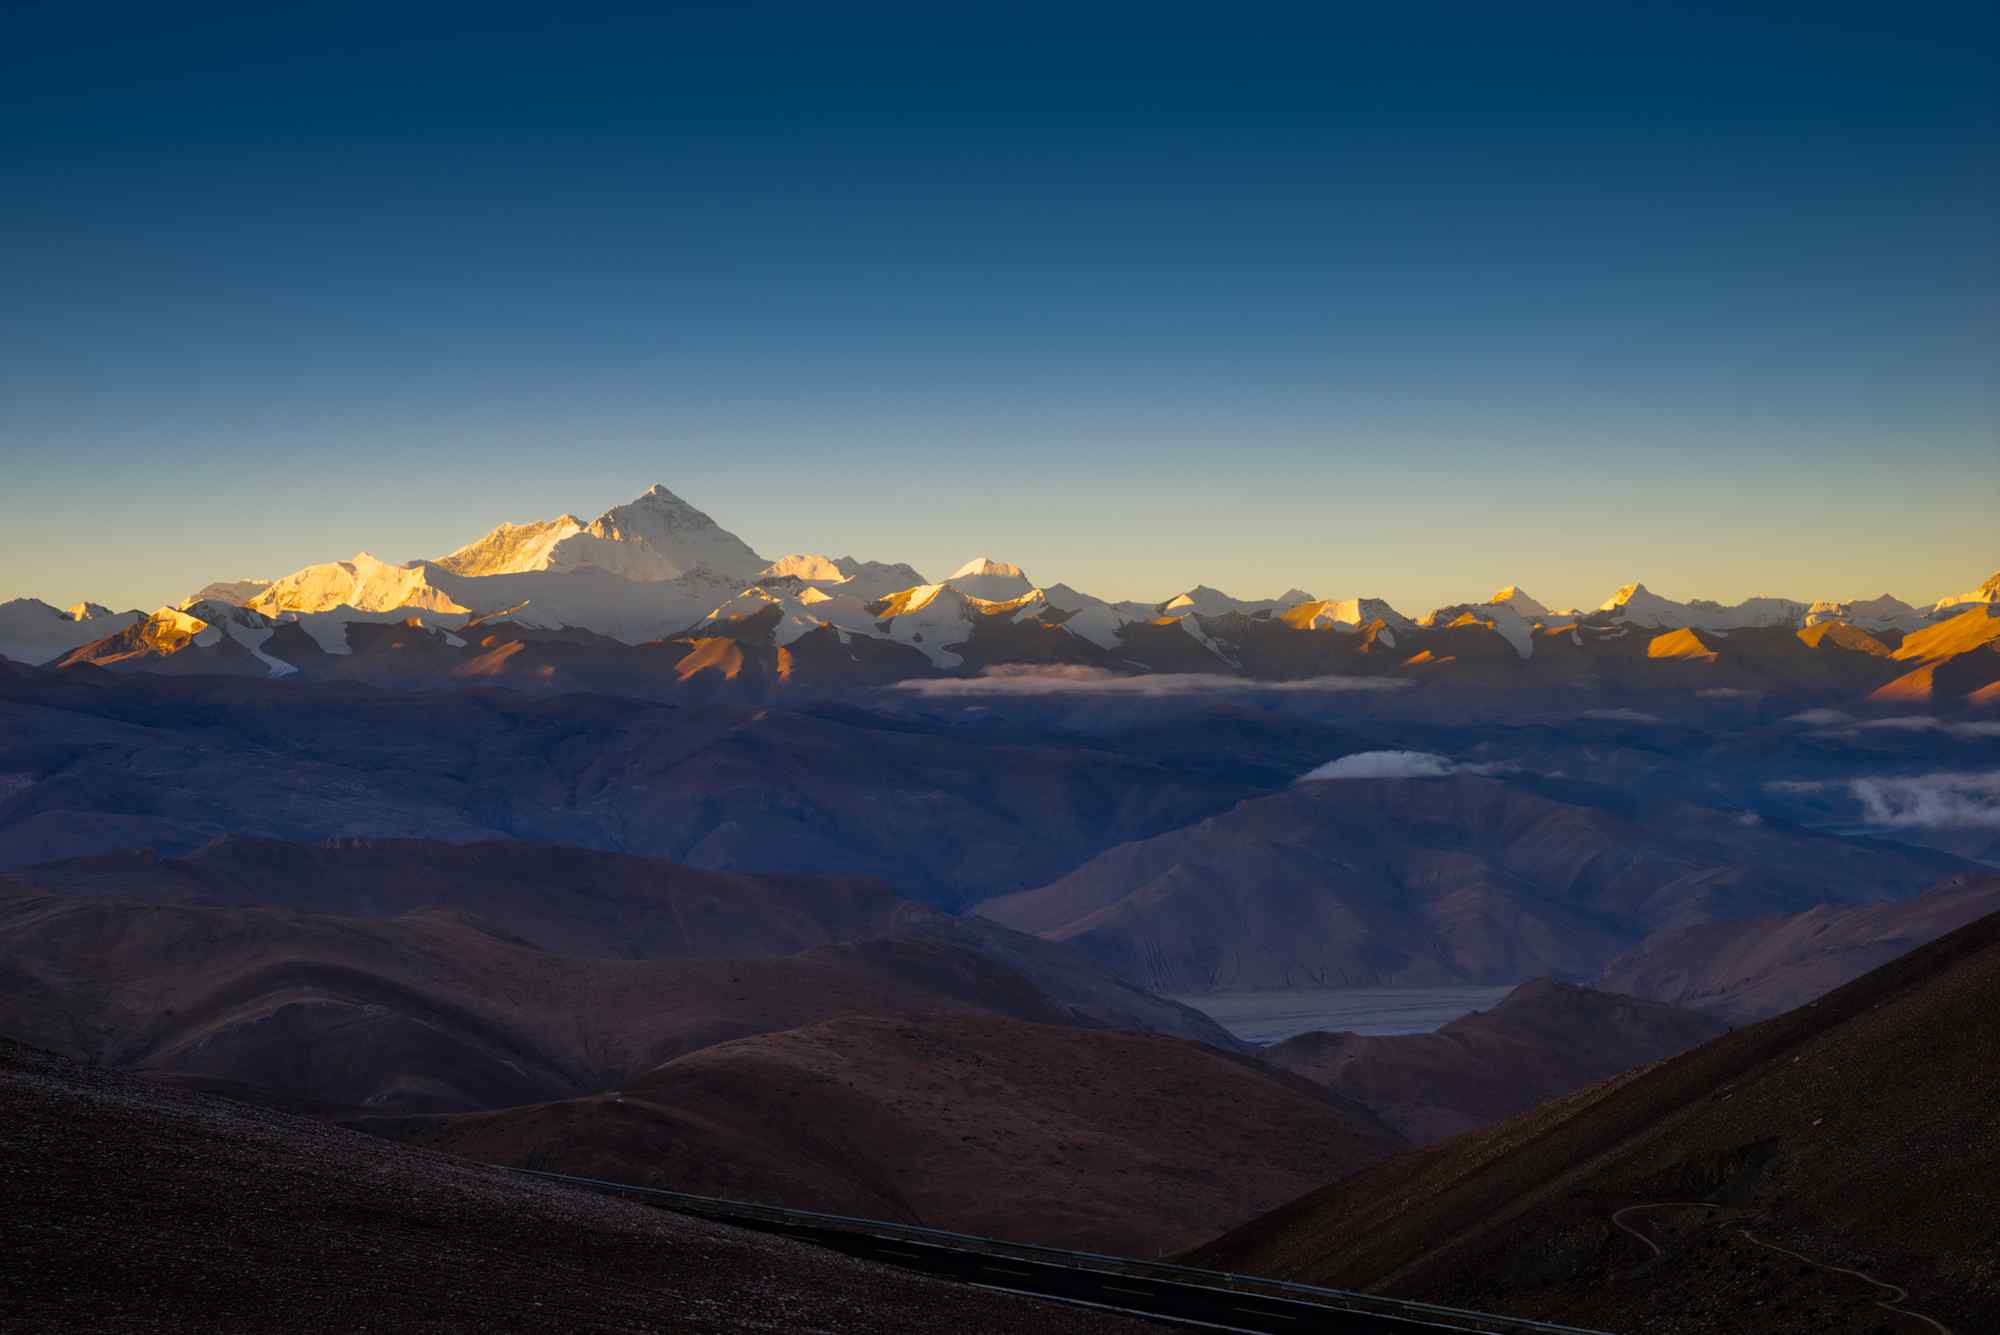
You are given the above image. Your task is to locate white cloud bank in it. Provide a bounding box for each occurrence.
[1300,750,1514,782]
[1768,771,2000,830]
[890,665,1411,698]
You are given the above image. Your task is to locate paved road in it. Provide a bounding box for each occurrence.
[506,1168,1611,1335]
[783,1225,1507,1333]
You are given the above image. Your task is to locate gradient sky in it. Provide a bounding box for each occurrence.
[4,1,1995,615]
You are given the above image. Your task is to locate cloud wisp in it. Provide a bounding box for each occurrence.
[1790,712,2000,741]
[889,665,1412,698]
[1578,707,1663,723]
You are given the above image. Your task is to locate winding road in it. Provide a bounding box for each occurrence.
[1610,1201,1954,1335]
[1736,1228,1955,1335]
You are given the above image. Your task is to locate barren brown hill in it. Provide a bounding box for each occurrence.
[0,889,1229,1111]
[1263,979,1727,1143]
[1189,910,2000,1335]
[12,836,928,960]
[1596,873,2000,1021]
[357,1011,1407,1257]
[0,1038,1150,1335]
[979,774,1971,991]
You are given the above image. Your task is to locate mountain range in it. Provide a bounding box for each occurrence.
[5,484,1995,706]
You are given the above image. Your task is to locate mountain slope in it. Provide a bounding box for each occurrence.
[979,774,1972,990]
[1263,979,1727,1143]
[0,597,143,665]
[1189,909,2000,1335]
[1595,873,2000,1021]
[357,1011,1406,1256]
[432,515,587,576]
[3,1038,1143,1335]
[10,836,927,960]
[0,680,1263,902]
[0,869,1231,1110]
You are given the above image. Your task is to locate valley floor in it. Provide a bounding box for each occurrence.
[1171,985,1518,1044]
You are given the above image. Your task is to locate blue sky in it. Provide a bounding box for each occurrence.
[3,1,1994,613]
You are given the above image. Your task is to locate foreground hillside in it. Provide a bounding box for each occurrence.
[358,1012,1404,1257]
[0,1039,1150,1335]
[1190,911,2000,1334]
[0,881,1230,1110]
[1263,980,1727,1143]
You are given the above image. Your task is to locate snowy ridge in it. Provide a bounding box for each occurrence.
[1933,570,2000,615]
[1595,583,1808,631]
[249,553,470,616]
[1159,585,1318,618]
[1286,597,1417,635]
[433,516,586,577]
[0,597,145,666]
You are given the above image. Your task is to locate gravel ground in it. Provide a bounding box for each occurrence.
[1,1039,1152,1334]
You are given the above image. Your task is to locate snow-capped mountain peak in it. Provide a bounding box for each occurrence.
[760,553,849,584]
[545,485,766,583]
[1488,586,1550,618]
[1934,569,2000,614]
[943,557,1033,602]
[949,556,1026,581]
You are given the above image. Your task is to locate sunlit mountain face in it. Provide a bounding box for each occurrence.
[5,483,1995,711]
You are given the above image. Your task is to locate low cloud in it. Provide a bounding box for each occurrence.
[1766,771,2000,830]
[1799,713,2000,741]
[890,666,1412,698]
[1850,772,2000,829]
[1300,750,1514,782]
[1698,688,1761,700]
[1579,707,1662,723]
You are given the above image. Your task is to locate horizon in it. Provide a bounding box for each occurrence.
[4,475,1994,619]
[5,1,1995,616]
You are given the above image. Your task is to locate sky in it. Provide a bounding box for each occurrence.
[3,1,1995,614]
